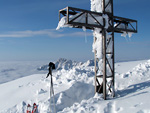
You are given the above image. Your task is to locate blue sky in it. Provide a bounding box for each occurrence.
[0,0,150,62]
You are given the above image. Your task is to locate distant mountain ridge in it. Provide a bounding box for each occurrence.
[37,58,95,71]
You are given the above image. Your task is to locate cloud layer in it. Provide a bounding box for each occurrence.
[0,29,92,38]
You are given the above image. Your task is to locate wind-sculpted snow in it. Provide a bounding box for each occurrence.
[37,58,95,71]
[55,82,94,112]
[1,59,150,113]
[116,60,150,90]
[58,60,150,113]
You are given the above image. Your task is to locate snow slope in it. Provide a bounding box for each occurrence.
[0,59,150,113]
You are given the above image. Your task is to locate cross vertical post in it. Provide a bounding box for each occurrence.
[94,0,115,99]
[102,29,107,99]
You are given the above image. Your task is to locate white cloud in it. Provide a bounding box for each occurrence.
[0,29,92,38]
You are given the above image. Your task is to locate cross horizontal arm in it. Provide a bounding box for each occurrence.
[59,7,103,17]
[112,16,137,33]
[59,7,137,33]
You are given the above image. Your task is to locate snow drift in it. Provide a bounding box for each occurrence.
[0,59,150,113]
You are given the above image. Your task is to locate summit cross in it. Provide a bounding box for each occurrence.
[57,0,137,100]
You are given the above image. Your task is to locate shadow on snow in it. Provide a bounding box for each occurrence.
[116,80,150,98]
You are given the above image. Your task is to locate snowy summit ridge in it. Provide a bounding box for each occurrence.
[37,58,95,71]
[37,58,83,71]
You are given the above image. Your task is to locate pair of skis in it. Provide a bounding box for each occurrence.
[27,103,37,113]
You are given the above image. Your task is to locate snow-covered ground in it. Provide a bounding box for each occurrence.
[0,59,150,113]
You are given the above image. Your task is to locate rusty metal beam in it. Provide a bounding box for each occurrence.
[59,7,137,33]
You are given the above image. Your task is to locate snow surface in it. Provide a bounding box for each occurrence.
[0,59,150,113]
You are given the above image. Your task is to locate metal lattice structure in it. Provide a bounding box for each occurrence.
[58,0,137,100]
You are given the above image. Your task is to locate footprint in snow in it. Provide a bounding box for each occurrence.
[137,109,150,113]
[116,107,123,112]
[134,103,143,107]
[27,82,35,87]
[38,89,47,94]
[18,85,23,88]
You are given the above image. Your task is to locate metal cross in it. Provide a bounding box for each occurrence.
[58,0,137,100]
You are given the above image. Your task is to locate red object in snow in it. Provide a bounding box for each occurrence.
[27,104,31,113]
[32,103,37,113]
